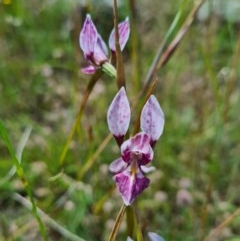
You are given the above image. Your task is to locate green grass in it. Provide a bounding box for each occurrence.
[0,0,240,240]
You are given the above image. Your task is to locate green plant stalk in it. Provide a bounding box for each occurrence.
[59,70,102,167]
[126,206,135,238]
[108,204,126,241]
[113,0,126,90]
[0,121,49,241]
[126,205,143,241]
[128,0,141,92]
[133,207,143,241]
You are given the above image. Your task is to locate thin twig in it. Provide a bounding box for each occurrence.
[141,0,206,98]
[113,0,126,89]
[202,207,240,241]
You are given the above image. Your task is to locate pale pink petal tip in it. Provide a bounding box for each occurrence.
[108,17,130,52]
[148,232,165,241]
[140,95,165,143]
[79,14,98,58]
[107,87,130,138]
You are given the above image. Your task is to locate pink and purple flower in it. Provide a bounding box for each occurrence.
[107,87,165,205]
[79,14,130,74]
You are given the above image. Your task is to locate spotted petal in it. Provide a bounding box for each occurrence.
[109,17,130,52]
[107,87,130,143]
[140,95,164,146]
[121,132,153,165]
[114,166,150,206]
[79,14,98,59]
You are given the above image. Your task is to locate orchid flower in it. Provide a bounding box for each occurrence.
[107,87,165,205]
[79,14,130,75]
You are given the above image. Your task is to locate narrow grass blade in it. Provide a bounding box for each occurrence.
[143,0,189,90]
[16,126,32,161]
[0,120,49,241]
[140,0,206,99]
[128,0,141,92]
[13,193,86,241]
[0,126,32,185]
[113,0,126,89]
[108,204,126,241]
[202,206,240,241]
[59,70,102,167]
[78,132,112,179]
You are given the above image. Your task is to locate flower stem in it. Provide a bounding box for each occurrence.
[108,204,126,241]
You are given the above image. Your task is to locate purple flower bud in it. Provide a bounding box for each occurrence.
[107,87,130,144]
[109,17,130,52]
[140,95,165,146]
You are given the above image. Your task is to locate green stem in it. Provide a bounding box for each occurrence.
[108,205,126,241]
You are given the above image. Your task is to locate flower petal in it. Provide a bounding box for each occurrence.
[140,95,164,145]
[140,165,156,174]
[114,167,150,206]
[148,232,165,241]
[93,35,108,64]
[127,238,134,241]
[121,132,153,165]
[107,87,130,140]
[79,14,98,59]
[109,17,130,52]
[81,65,96,74]
[109,158,128,174]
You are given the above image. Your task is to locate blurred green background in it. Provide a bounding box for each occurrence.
[0,0,240,240]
